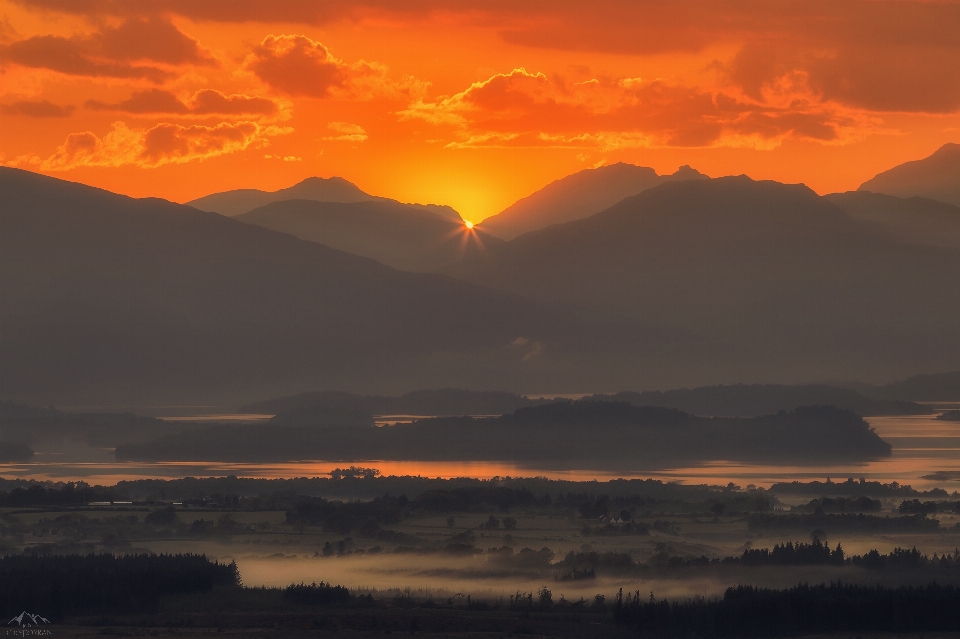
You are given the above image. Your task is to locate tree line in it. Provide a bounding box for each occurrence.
[613,583,960,634]
[0,553,238,618]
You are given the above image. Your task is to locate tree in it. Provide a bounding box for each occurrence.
[538,586,553,608]
[144,506,179,526]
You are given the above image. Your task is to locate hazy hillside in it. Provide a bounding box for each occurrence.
[478,163,708,239]
[588,384,928,417]
[449,177,960,382]
[240,388,555,417]
[858,143,960,207]
[117,402,892,464]
[186,176,381,216]
[236,199,502,272]
[861,371,960,402]
[0,168,587,404]
[826,191,960,249]
[0,401,180,447]
[5,168,956,403]
[243,383,925,419]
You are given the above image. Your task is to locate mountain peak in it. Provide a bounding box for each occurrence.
[670,165,707,179]
[932,142,960,156]
[186,176,377,217]
[858,142,960,207]
[293,176,356,188]
[478,162,710,239]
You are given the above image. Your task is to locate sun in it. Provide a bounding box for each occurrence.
[443,217,486,254]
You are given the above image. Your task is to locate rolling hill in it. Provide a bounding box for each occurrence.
[236,199,501,272]
[478,162,708,239]
[858,143,960,207]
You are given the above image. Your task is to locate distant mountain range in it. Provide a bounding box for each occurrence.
[240,381,931,420]
[478,162,708,239]
[853,370,960,402]
[859,143,960,207]
[187,175,463,222]
[186,176,380,216]
[588,384,928,418]
[448,177,960,383]
[236,199,500,272]
[0,168,583,404]
[240,388,553,418]
[3,161,959,405]
[116,402,892,464]
[825,191,960,249]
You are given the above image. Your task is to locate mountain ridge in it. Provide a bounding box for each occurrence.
[186,176,380,216]
[0,167,587,404]
[235,198,499,272]
[858,143,960,207]
[187,176,465,222]
[825,191,960,249]
[478,162,709,239]
[448,176,960,383]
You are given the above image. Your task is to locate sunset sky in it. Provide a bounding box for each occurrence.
[2,0,959,222]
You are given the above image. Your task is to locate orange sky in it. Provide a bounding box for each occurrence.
[2,0,959,222]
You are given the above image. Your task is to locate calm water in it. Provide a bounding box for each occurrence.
[2,411,959,491]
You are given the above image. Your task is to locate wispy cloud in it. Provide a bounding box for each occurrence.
[7,120,292,170]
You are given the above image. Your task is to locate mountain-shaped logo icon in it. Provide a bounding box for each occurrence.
[8,611,50,626]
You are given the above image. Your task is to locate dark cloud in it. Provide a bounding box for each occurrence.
[243,35,423,100]
[94,17,215,65]
[86,88,188,113]
[190,89,278,115]
[0,99,75,117]
[13,0,423,24]
[14,0,960,113]
[245,35,345,98]
[0,18,214,82]
[85,89,278,115]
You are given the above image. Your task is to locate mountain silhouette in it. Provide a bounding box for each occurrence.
[478,162,708,239]
[859,370,960,402]
[0,168,583,405]
[188,175,464,221]
[449,177,960,383]
[825,191,960,249]
[187,176,377,216]
[236,199,502,272]
[858,143,960,207]
[4,168,958,403]
[588,384,926,418]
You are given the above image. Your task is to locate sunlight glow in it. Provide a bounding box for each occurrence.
[464,220,474,229]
